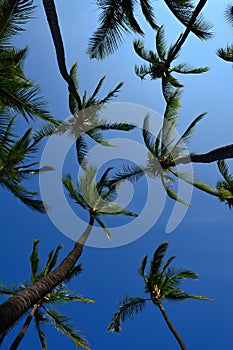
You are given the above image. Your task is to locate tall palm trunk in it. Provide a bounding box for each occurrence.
[157,300,187,350]
[0,216,94,334]
[172,144,233,165]
[42,0,82,110]
[9,304,38,350]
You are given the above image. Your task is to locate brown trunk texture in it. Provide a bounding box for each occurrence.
[0,217,93,334]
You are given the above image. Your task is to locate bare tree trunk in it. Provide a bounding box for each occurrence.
[157,301,187,350]
[0,216,94,335]
[42,0,82,110]
[9,304,38,350]
[171,144,233,165]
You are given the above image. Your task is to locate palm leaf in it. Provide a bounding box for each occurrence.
[139,0,158,30]
[62,175,89,209]
[138,255,148,279]
[108,295,147,333]
[86,75,106,107]
[0,0,35,45]
[34,311,48,350]
[142,114,156,155]
[172,63,209,74]
[149,241,168,277]
[164,0,212,40]
[156,26,167,60]
[64,264,83,282]
[30,239,40,283]
[43,307,90,350]
[94,216,112,239]
[38,245,63,278]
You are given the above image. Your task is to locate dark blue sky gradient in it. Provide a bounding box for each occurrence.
[1,1,233,349]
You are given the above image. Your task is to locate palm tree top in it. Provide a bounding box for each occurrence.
[108,241,212,340]
[63,166,137,239]
[0,239,94,349]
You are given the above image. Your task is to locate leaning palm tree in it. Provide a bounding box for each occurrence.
[108,241,212,350]
[0,0,55,122]
[0,114,53,212]
[215,160,233,208]
[0,165,137,333]
[0,239,94,350]
[87,0,212,59]
[109,89,219,204]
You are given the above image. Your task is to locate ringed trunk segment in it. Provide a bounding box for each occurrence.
[0,216,94,334]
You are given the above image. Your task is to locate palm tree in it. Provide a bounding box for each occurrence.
[0,239,94,350]
[215,160,233,208]
[0,166,137,334]
[0,114,53,212]
[87,0,212,59]
[0,0,55,122]
[217,5,233,62]
[41,2,136,167]
[35,61,136,168]
[134,25,209,100]
[108,241,212,350]
[108,89,219,204]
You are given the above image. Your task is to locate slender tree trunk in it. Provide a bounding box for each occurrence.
[157,301,187,350]
[42,0,82,110]
[166,0,208,62]
[0,216,94,334]
[171,144,233,165]
[9,304,38,350]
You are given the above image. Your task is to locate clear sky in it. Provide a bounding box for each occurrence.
[1,1,233,349]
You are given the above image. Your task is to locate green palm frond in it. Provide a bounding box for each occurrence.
[217,160,232,181]
[62,175,89,209]
[164,291,212,302]
[109,163,144,186]
[217,46,233,62]
[43,307,90,350]
[160,174,190,206]
[156,26,167,61]
[86,75,106,107]
[216,160,233,208]
[108,295,147,333]
[34,311,48,350]
[138,255,148,279]
[38,245,63,279]
[164,0,212,40]
[172,63,209,74]
[95,216,112,239]
[139,0,158,30]
[30,239,40,283]
[133,38,157,62]
[149,241,168,278]
[0,0,35,45]
[64,264,83,282]
[142,114,156,155]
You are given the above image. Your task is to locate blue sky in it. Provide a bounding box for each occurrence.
[1,0,233,349]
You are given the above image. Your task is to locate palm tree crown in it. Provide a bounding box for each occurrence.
[108,241,211,350]
[0,0,55,122]
[0,239,94,350]
[63,166,137,239]
[0,115,53,212]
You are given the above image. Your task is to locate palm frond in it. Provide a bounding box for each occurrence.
[64,264,83,282]
[156,26,167,60]
[139,0,158,30]
[34,311,48,350]
[108,163,144,186]
[149,241,168,277]
[86,76,106,107]
[164,291,212,302]
[164,0,212,40]
[142,114,156,155]
[30,239,40,283]
[76,135,89,169]
[138,255,148,279]
[38,245,63,279]
[62,174,89,209]
[217,46,233,62]
[108,295,147,333]
[94,216,112,239]
[172,63,209,74]
[217,160,232,181]
[133,38,157,62]
[0,0,35,45]
[100,81,124,104]
[43,307,90,350]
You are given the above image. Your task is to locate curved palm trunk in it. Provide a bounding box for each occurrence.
[157,301,187,350]
[42,0,82,110]
[0,216,94,334]
[9,304,38,350]
[171,144,233,165]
